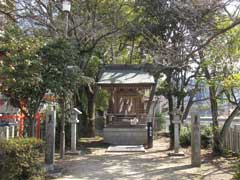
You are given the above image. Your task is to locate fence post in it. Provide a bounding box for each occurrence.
[191,113,201,167]
[5,126,9,140]
[11,126,14,138]
[233,125,240,153]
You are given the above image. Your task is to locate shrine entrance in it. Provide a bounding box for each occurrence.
[97,64,155,145]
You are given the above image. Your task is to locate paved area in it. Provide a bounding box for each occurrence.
[54,137,235,180]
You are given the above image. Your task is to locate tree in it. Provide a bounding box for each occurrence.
[0,26,46,136]
[201,21,240,153]
[134,0,240,148]
[39,38,90,158]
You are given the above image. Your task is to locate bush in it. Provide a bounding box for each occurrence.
[96,117,105,130]
[155,112,165,130]
[180,126,191,147]
[0,138,45,180]
[180,125,213,148]
[201,125,213,148]
[233,162,240,180]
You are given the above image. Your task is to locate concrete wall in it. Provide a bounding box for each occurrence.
[103,127,147,145]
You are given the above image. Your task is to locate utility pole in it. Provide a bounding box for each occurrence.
[60,0,71,160]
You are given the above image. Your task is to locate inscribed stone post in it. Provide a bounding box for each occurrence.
[45,108,56,170]
[191,113,201,167]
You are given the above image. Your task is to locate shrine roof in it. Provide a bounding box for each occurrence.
[97,67,155,85]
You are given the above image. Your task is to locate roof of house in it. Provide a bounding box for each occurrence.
[97,65,155,85]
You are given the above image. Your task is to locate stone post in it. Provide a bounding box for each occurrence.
[45,107,56,171]
[11,126,14,138]
[67,108,81,155]
[173,115,181,153]
[169,112,184,156]
[5,126,9,140]
[191,113,201,167]
[71,115,78,152]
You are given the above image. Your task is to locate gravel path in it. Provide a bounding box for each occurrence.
[54,137,235,180]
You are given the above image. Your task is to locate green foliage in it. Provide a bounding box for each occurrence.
[96,89,109,112]
[84,56,101,78]
[95,117,105,130]
[180,125,213,148]
[180,126,191,147]
[233,161,240,180]
[39,38,87,99]
[201,125,213,148]
[155,112,165,130]
[0,138,45,180]
[223,73,240,89]
[0,26,47,134]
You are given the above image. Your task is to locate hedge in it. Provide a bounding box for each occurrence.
[0,138,45,180]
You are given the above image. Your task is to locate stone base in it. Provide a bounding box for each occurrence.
[106,145,145,152]
[45,164,54,171]
[168,151,185,156]
[104,127,147,145]
[65,150,81,155]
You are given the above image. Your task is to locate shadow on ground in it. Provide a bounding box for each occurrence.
[53,137,234,180]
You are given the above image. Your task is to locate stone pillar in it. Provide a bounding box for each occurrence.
[5,126,9,140]
[173,115,181,153]
[68,108,81,155]
[191,113,201,167]
[45,107,56,171]
[11,126,14,138]
[169,113,184,156]
[71,119,78,152]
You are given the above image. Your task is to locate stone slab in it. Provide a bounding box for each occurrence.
[65,151,81,155]
[106,145,145,152]
[168,151,185,156]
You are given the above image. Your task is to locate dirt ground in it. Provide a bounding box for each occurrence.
[53,137,236,180]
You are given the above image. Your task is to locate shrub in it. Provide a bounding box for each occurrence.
[155,112,165,130]
[180,125,213,148]
[0,138,45,180]
[201,125,213,148]
[180,126,191,147]
[96,117,105,130]
[233,161,240,180]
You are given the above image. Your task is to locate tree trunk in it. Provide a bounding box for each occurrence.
[87,93,96,137]
[146,72,160,114]
[182,95,194,121]
[204,66,223,154]
[167,93,174,149]
[26,117,34,137]
[60,99,65,159]
[85,85,98,137]
[209,84,222,154]
[220,105,240,140]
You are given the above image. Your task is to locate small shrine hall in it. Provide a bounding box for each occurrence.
[97,64,155,145]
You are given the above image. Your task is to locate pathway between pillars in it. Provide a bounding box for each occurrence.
[52,137,234,180]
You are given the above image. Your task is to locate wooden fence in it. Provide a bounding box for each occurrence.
[223,125,240,153]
